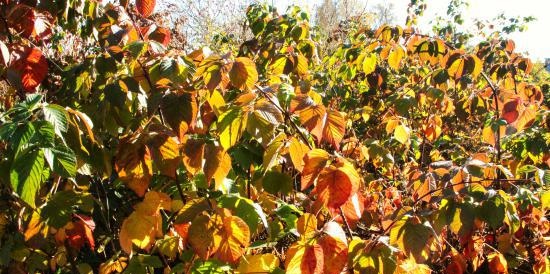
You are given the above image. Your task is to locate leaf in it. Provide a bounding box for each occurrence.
[115,131,154,197]
[262,133,286,171]
[181,137,205,175]
[501,98,520,124]
[189,214,223,260]
[41,190,94,228]
[317,231,348,274]
[262,170,293,195]
[297,213,317,239]
[322,110,346,150]
[348,239,397,274]
[7,6,51,40]
[119,191,171,254]
[389,216,433,263]
[215,215,251,263]
[9,47,48,92]
[203,144,232,189]
[395,258,432,274]
[136,0,156,17]
[150,132,181,177]
[288,137,310,172]
[0,40,9,67]
[394,124,410,144]
[218,107,248,151]
[388,46,405,70]
[160,91,197,136]
[43,146,77,177]
[42,104,69,140]
[478,195,506,229]
[285,240,324,274]
[541,191,550,211]
[237,254,279,273]
[315,159,360,210]
[362,53,377,74]
[10,149,45,208]
[300,149,330,190]
[298,106,346,149]
[229,57,258,91]
[218,195,268,233]
[488,252,507,274]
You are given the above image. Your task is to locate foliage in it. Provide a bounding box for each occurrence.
[0,0,549,273]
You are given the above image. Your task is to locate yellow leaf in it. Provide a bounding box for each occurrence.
[288,137,310,172]
[297,213,317,238]
[362,53,377,74]
[394,124,410,144]
[119,191,171,254]
[388,46,405,70]
[218,107,249,150]
[229,57,258,91]
[99,257,127,274]
[189,214,223,260]
[215,215,251,263]
[395,258,432,274]
[236,254,280,273]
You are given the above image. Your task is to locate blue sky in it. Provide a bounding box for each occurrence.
[273,0,549,61]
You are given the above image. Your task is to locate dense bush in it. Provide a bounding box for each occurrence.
[0,0,549,273]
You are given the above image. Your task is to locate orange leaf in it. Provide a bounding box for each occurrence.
[181,137,205,175]
[136,0,155,17]
[115,134,152,197]
[488,252,508,274]
[322,110,346,150]
[315,159,360,210]
[300,149,330,190]
[286,240,324,274]
[215,215,251,263]
[203,144,232,189]
[289,137,310,172]
[229,57,258,91]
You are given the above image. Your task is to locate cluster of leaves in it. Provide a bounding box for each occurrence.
[0,0,549,273]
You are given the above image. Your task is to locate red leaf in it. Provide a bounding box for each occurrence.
[66,214,95,251]
[136,0,155,17]
[501,98,520,124]
[9,47,48,92]
[148,26,171,46]
[8,5,52,40]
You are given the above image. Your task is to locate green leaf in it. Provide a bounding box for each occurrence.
[192,259,231,274]
[123,255,163,274]
[42,104,68,139]
[43,146,77,177]
[10,149,45,208]
[478,195,505,229]
[11,123,35,156]
[262,171,293,195]
[389,216,433,262]
[41,190,94,228]
[218,195,268,232]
